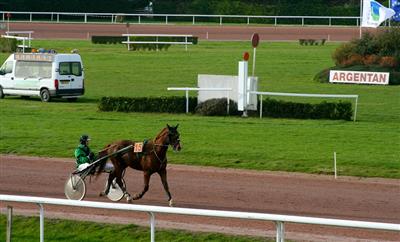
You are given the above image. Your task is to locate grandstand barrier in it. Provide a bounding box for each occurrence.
[1,194,399,242]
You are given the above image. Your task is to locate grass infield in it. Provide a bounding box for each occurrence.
[0,215,266,242]
[0,40,399,178]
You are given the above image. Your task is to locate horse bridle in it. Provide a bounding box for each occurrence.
[151,131,180,163]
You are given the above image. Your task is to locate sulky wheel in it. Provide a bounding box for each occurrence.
[64,175,86,201]
[106,178,126,202]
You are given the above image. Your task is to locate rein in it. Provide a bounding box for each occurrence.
[151,142,169,164]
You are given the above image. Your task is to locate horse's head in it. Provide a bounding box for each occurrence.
[167,124,181,152]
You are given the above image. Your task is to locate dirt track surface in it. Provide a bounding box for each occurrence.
[0,155,399,241]
[1,22,373,41]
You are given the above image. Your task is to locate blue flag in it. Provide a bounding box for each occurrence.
[392,0,400,21]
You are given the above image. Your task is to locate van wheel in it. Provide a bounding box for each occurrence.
[40,89,51,102]
[0,87,4,99]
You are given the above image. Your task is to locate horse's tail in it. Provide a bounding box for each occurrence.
[93,144,113,176]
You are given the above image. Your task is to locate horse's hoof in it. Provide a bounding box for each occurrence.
[126,197,133,203]
[169,199,174,207]
[124,193,132,200]
[99,192,105,197]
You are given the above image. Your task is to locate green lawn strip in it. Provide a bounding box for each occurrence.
[0,40,398,178]
[0,215,266,242]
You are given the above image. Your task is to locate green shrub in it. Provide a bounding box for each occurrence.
[352,32,379,56]
[195,98,240,116]
[0,38,17,52]
[91,36,125,44]
[98,96,197,113]
[332,29,400,68]
[332,42,357,66]
[375,28,400,59]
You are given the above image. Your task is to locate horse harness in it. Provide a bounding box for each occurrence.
[134,139,168,169]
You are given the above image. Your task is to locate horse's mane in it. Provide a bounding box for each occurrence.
[153,127,169,144]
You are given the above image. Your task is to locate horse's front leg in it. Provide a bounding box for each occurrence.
[132,171,151,200]
[158,168,173,207]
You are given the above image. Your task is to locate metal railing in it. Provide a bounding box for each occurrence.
[1,194,399,242]
[0,11,361,26]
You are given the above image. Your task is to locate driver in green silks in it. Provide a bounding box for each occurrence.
[75,134,96,171]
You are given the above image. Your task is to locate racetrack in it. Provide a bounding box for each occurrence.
[1,155,399,241]
[0,22,398,241]
[1,22,375,41]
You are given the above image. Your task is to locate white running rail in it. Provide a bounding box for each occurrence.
[1,195,399,242]
[0,11,361,26]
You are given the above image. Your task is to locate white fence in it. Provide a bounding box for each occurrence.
[122,34,193,51]
[0,11,361,26]
[1,31,33,53]
[251,91,359,121]
[1,194,399,242]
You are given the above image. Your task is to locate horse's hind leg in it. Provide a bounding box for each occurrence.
[132,171,151,200]
[99,172,115,197]
[116,175,132,203]
[158,169,173,207]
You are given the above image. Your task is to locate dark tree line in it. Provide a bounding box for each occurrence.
[0,0,389,16]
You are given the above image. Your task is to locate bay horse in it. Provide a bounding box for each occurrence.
[95,124,181,206]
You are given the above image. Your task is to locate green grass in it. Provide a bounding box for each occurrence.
[0,40,399,178]
[0,215,266,242]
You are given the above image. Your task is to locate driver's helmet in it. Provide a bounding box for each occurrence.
[79,134,91,145]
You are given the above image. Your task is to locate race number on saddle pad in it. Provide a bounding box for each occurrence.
[134,142,144,153]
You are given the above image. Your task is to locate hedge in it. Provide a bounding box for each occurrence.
[98,96,353,120]
[91,36,125,44]
[260,98,353,120]
[98,96,197,113]
[299,39,326,46]
[0,38,17,53]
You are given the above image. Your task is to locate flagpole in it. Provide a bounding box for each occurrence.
[360,0,363,38]
[389,0,391,27]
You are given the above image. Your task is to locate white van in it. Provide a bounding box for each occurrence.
[0,53,84,102]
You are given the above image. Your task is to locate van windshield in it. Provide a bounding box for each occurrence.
[15,61,52,79]
[59,62,82,76]
[0,61,13,75]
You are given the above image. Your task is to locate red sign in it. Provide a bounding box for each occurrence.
[251,33,259,48]
[243,52,249,61]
